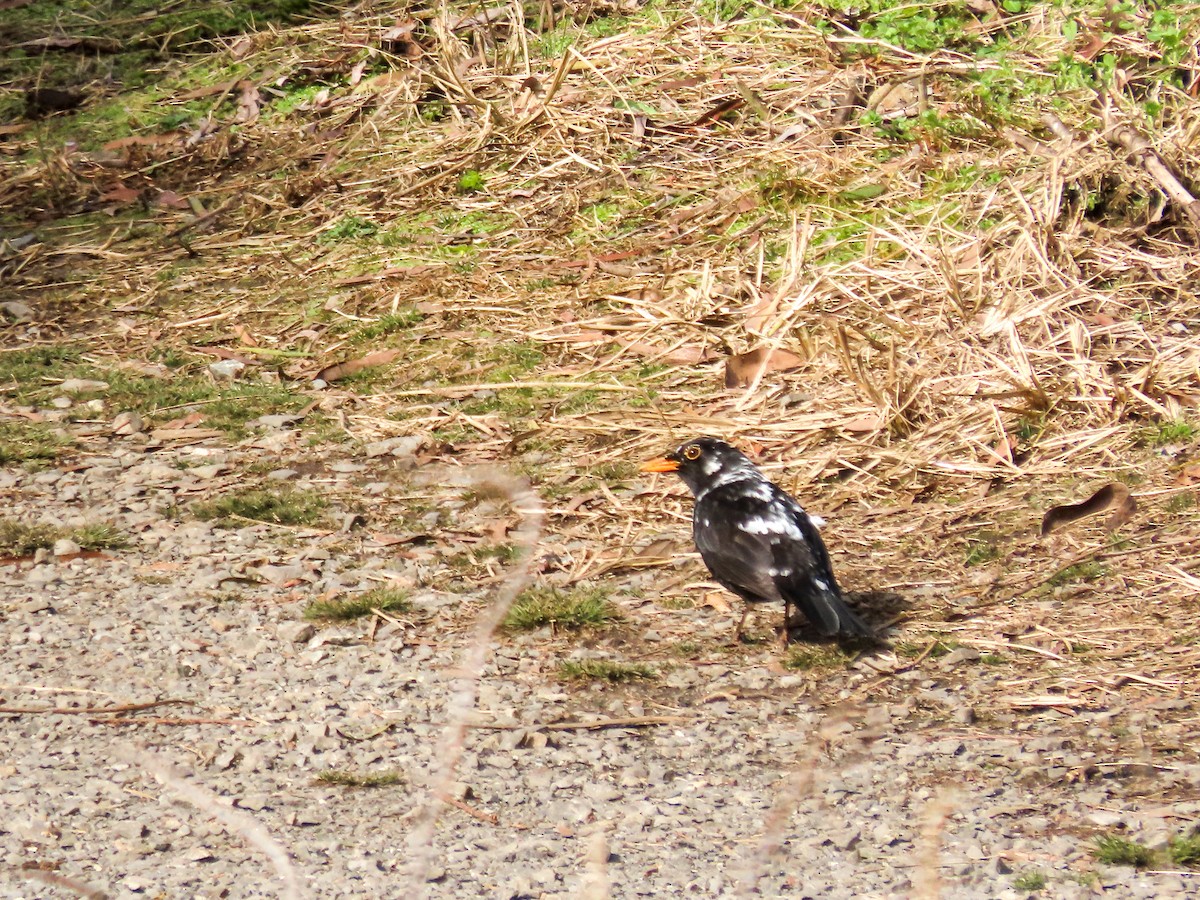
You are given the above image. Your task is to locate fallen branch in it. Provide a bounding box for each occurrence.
[467,714,693,731]
[0,698,194,715]
[1099,107,1200,233]
[436,792,500,824]
[89,716,250,727]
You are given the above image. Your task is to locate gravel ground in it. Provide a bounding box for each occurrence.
[3,440,1198,899]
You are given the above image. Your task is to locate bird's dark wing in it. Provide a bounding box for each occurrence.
[691,510,783,604]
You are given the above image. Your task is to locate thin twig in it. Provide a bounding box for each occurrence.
[0,699,194,715]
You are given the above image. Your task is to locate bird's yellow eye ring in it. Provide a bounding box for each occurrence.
[683,445,702,460]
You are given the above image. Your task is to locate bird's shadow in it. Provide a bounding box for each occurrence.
[784,589,909,651]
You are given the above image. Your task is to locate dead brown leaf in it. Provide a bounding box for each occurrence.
[742,291,777,334]
[100,184,141,205]
[689,96,744,127]
[841,414,884,433]
[317,349,401,382]
[1176,464,1200,486]
[724,347,803,388]
[159,412,206,430]
[234,80,260,124]
[1040,483,1137,536]
[103,134,180,151]
[232,324,259,347]
[173,80,239,102]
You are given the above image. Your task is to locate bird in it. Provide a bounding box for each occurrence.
[640,436,872,643]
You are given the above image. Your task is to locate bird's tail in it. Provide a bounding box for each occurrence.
[798,583,874,639]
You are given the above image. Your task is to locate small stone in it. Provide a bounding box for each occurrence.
[583,782,622,802]
[51,396,72,409]
[254,414,304,429]
[59,378,109,393]
[208,360,245,381]
[189,464,226,480]
[52,538,81,556]
[266,468,298,481]
[365,435,425,458]
[827,828,861,851]
[939,648,982,669]
[0,301,34,322]
[281,622,316,645]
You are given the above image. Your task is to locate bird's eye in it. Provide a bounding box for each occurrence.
[683,445,702,460]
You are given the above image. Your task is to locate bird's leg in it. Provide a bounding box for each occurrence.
[779,599,792,648]
[733,606,751,643]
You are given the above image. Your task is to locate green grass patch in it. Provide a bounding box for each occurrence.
[69,523,130,550]
[0,421,72,465]
[1166,492,1195,514]
[659,597,696,610]
[457,170,486,193]
[1012,871,1047,892]
[782,644,852,671]
[1170,833,1200,868]
[504,586,619,631]
[315,769,404,788]
[0,518,128,555]
[0,520,61,555]
[1138,419,1197,447]
[1092,834,1152,867]
[304,588,411,622]
[1048,560,1108,587]
[0,347,312,437]
[320,215,380,243]
[559,659,657,683]
[964,533,1001,567]
[895,638,959,659]
[352,309,426,342]
[192,488,327,527]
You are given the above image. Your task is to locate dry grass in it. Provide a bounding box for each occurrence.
[2,0,1199,747]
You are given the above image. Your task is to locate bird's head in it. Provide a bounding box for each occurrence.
[640,437,757,495]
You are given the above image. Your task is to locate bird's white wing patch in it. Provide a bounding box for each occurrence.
[737,513,803,539]
[809,514,826,529]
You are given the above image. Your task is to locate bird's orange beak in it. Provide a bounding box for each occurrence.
[640,457,680,473]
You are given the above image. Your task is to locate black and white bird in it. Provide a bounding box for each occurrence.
[641,437,871,642]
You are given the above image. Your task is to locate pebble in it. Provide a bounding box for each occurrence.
[59,378,110,393]
[53,538,82,556]
[208,360,245,380]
